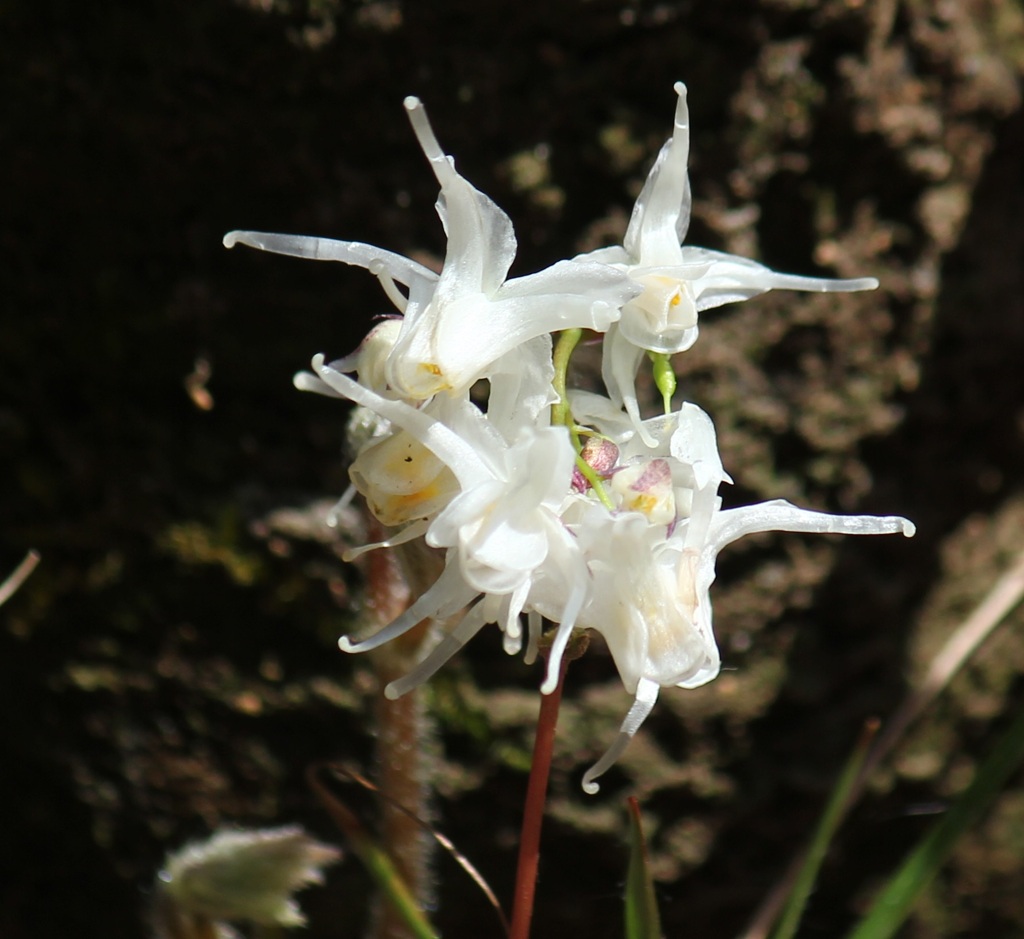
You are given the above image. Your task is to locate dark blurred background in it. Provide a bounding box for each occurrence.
[3,1,1024,937]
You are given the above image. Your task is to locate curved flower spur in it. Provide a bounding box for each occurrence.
[224,85,915,794]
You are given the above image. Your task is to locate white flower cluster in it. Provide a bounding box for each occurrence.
[225,83,914,794]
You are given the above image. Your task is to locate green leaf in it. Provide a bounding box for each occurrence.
[624,797,662,939]
[845,706,1024,939]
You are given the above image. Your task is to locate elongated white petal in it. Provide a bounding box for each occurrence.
[539,539,589,695]
[339,559,477,653]
[676,247,879,312]
[404,96,517,299]
[624,81,691,266]
[384,599,493,699]
[501,582,531,655]
[710,499,916,552]
[293,370,344,398]
[223,230,437,297]
[341,518,430,562]
[386,286,624,399]
[582,677,660,793]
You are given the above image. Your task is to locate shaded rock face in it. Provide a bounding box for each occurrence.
[2,1,1023,937]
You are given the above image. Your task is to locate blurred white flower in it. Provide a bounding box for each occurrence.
[154,825,340,933]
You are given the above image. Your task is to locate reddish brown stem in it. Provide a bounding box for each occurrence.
[508,659,567,939]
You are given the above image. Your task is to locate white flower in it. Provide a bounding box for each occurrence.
[576,495,915,793]
[225,97,639,402]
[225,82,917,801]
[301,355,589,693]
[555,394,915,792]
[580,82,881,442]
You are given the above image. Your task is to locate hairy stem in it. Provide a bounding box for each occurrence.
[367,533,437,939]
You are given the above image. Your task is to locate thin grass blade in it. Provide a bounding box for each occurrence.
[770,720,879,939]
[307,765,438,939]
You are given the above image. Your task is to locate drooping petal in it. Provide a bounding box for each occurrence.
[581,677,660,794]
[341,518,430,562]
[338,558,477,654]
[384,598,495,699]
[600,323,656,446]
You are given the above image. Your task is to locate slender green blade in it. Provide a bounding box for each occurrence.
[771,721,879,939]
[308,766,438,939]
[846,706,1024,939]
[625,797,662,939]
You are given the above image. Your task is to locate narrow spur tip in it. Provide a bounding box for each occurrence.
[901,519,917,537]
[383,682,402,701]
[222,231,241,248]
[830,276,878,292]
[581,775,601,795]
[539,675,558,695]
[403,95,422,111]
[338,636,358,653]
[673,80,687,98]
